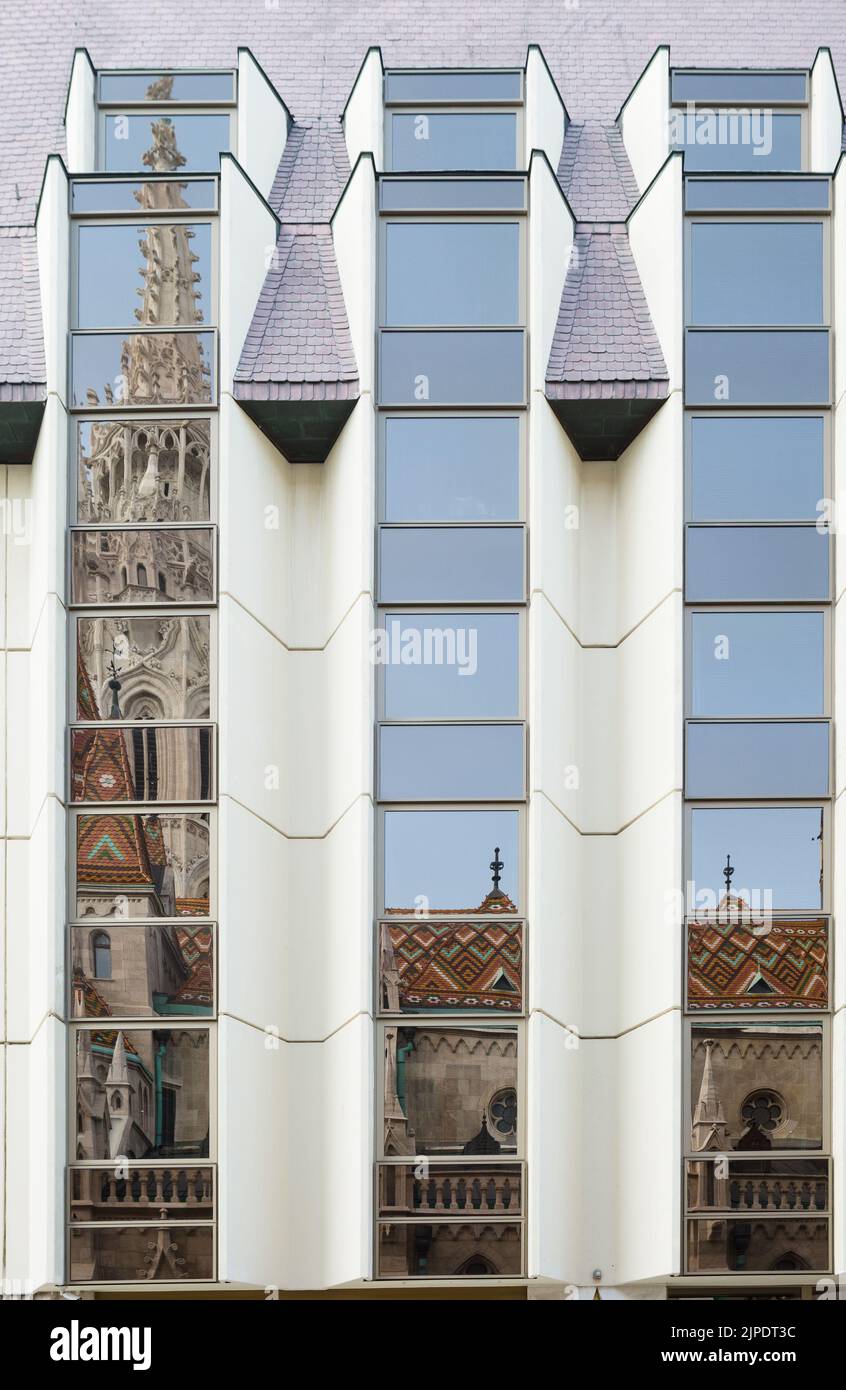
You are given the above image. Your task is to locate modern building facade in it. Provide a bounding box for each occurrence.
[1,0,846,1300]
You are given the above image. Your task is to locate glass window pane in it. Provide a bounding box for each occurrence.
[688,416,824,521]
[380,178,525,211]
[685,722,829,798]
[100,72,235,101]
[383,416,520,522]
[70,528,214,605]
[383,1024,519,1155]
[689,223,823,325]
[378,1161,523,1216]
[69,1224,214,1282]
[76,223,213,328]
[72,179,217,213]
[379,526,524,602]
[685,178,829,212]
[685,1158,829,1211]
[385,223,519,326]
[74,810,210,919]
[383,808,519,911]
[390,112,518,171]
[385,72,522,102]
[380,921,523,1013]
[686,1218,828,1273]
[380,330,524,405]
[674,112,803,171]
[76,418,212,524]
[685,331,829,405]
[689,1024,823,1152]
[690,611,825,716]
[690,806,824,911]
[685,527,829,601]
[672,72,807,102]
[76,615,211,720]
[104,113,231,171]
[69,1166,214,1220]
[73,1026,210,1158]
[71,725,215,803]
[71,332,215,408]
[70,924,214,1018]
[377,1221,523,1277]
[379,724,524,800]
[687,919,828,1011]
[382,612,519,718]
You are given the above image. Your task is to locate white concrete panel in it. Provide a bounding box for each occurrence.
[236,49,290,199]
[332,158,376,397]
[615,595,682,831]
[343,48,384,169]
[615,392,683,640]
[810,48,844,174]
[35,158,70,405]
[528,779,583,1029]
[527,1012,581,1282]
[833,1009,845,1276]
[528,152,574,391]
[5,797,65,1042]
[529,398,581,634]
[5,399,66,651]
[64,49,96,174]
[4,1018,66,1289]
[219,154,278,389]
[578,460,617,646]
[628,153,683,392]
[525,46,567,170]
[619,46,670,193]
[5,595,65,838]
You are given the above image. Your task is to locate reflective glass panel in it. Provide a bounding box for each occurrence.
[689,1024,823,1152]
[382,612,519,718]
[383,1024,518,1155]
[70,528,215,605]
[379,724,524,800]
[385,72,522,102]
[380,178,525,211]
[390,112,518,171]
[103,113,231,171]
[379,920,523,1013]
[76,418,212,524]
[685,527,829,601]
[383,808,519,912]
[71,726,215,803]
[100,72,234,101]
[69,1224,214,1282]
[378,1162,523,1216]
[685,179,829,212]
[76,615,211,720]
[384,223,519,326]
[688,416,824,521]
[689,223,823,325]
[686,1218,829,1274]
[72,179,217,213]
[674,112,803,171]
[69,1165,214,1219]
[379,330,524,405]
[377,1221,523,1277]
[73,1027,210,1159]
[76,223,213,328]
[379,526,524,602]
[690,611,824,716]
[672,72,807,102]
[685,331,829,405]
[687,919,828,1011]
[70,924,215,1018]
[685,722,829,798]
[383,416,520,522]
[689,806,824,911]
[685,1158,829,1212]
[71,332,215,408]
[74,810,210,919]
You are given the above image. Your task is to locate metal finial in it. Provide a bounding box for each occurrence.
[490,847,504,895]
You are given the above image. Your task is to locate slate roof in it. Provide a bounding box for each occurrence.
[546,225,669,400]
[0,227,45,401]
[234,119,358,402]
[558,122,640,222]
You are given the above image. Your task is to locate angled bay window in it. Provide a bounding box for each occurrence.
[685,722,829,799]
[73,809,211,920]
[671,71,807,173]
[381,612,520,719]
[383,222,520,326]
[75,222,213,329]
[687,222,824,326]
[687,918,828,1011]
[684,178,829,213]
[70,923,215,1018]
[377,1221,523,1278]
[69,1224,214,1284]
[71,176,218,214]
[379,526,524,603]
[685,526,829,602]
[380,177,525,212]
[685,330,829,406]
[686,414,825,522]
[76,417,212,524]
[688,806,826,912]
[380,330,524,406]
[688,611,826,717]
[381,415,521,521]
[384,70,522,172]
[98,69,234,173]
[70,528,215,606]
[75,615,211,721]
[379,723,524,802]
[70,725,215,805]
[382,808,520,915]
[380,920,523,1014]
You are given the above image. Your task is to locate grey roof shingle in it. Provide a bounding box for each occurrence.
[546,224,669,398]
[558,122,640,221]
[0,227,46,399]
[269,119,350,223]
